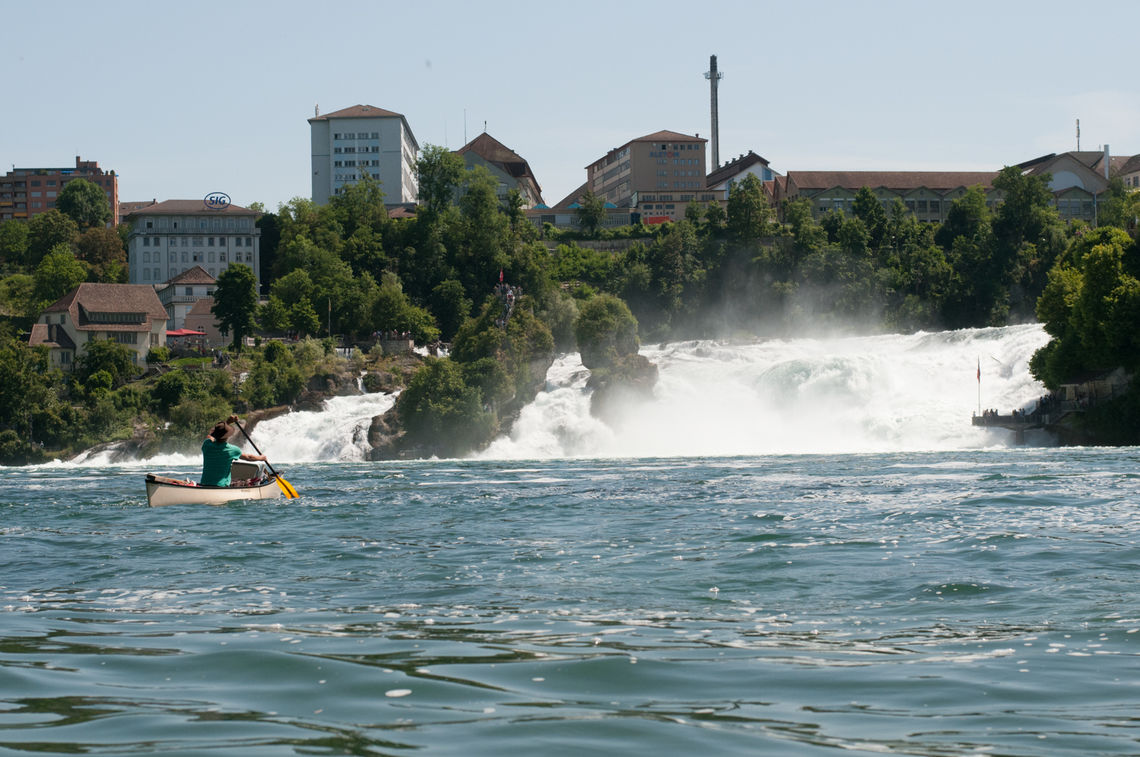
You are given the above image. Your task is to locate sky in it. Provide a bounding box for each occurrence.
[4,0,1139,212]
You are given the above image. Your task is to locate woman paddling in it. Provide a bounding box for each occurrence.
[201,415,266,487]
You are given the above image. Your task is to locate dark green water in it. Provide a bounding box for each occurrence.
[2,450,1139,755]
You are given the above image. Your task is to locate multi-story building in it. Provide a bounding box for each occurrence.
[0,156,118,224]
[157,265,216,330]
[309,104,419,206]
[455,132,543,208]
[774,171,1001,223]
[584,130,723,224]
[29,283,167,370]
[125,200,262,291]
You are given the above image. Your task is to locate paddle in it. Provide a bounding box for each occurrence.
[234,420,299,499]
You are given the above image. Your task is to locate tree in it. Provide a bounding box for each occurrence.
[0,220,29,267]
[429,278,472,342]
[33,245,87,306]
[26,210,78,267]
[416,144,465,217]
[574,293,639,369]
[288,299,321,337]
[75,339,135,387]
[57,179,112,230]
[212,264,258,352]
[851,187,888,250]
[76,227,127,282]
[576,190,607,237]
[726,174,771,241]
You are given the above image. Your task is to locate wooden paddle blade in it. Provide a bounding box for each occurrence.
[275,476,299,499]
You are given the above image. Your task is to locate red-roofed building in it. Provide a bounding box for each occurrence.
[456,132,544,208]
[157,265,216,330]
[309,103,420,206]
[30,283,167,370]
[0,156,118,224]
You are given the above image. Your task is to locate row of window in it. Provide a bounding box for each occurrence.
[142,217,255,231]
[140,250,253,263]
[333,132,380,140]
[333,146,380,154]
[333,160,381,168]
[333,173,381,184]
[141,236,255,247]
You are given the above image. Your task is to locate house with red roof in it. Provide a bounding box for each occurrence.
[29,283,168,371]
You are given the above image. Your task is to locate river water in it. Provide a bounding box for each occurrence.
[3,326,1139,755]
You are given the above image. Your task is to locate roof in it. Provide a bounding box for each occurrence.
[633,130,706,144]
[456,132,543,197]
[707,150,771,186]
[43,283,167,332]
[125,199,259,218]
[788,170,998,192]
[162,265,216,286]
[1119,154,1140,175]
[308,103,404,121]
[28,323,76,350]
[186,297,216,317]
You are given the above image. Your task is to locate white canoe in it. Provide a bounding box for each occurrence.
[145,461,284,507]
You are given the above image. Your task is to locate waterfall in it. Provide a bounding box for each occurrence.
[239,392,395,463]
[479,324,1052,459]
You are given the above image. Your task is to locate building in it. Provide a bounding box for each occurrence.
[0,156,118,224]
[29,283,167,370]
[183,297,226,348]
[774,170,1001,223]
[157,265,215,330]
[309,104,419,206]
[1017,149,1115,223]
[455,132,543,208]
[526,183,640,231]
[583,130,724,224]
[706,151,779,197]
[125,199,262,291]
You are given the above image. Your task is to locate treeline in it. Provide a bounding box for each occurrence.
[3,150,1140,461]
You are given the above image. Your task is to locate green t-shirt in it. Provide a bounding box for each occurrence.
[201,439,242,486]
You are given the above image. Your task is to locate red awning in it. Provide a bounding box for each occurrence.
[166,329,207,337]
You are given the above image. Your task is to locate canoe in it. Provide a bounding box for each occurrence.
[145,461,284,507]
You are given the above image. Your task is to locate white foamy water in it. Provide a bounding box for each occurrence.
[479,324,1052,459]
[243,392,396,463]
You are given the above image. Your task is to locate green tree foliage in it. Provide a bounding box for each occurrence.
[576,190,607,237]
[75,339,136,387]
[1030,228,1140,389]
[428,278,471,342]
[26,210,78,267]
[0,220,29,268]
[396,357,494,457]
[76,227,127,282]
[57,178,112,230]
[574,293,639,369]
[213,264,258,351]
[416,144,465,217]
[33,245,87,307]
[726,174,772,241]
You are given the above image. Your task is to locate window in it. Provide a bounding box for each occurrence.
[111,332,138,345]
[143,237,150,247]
[220,252,226,262]
[208,237,215,246]
[209,251,215,262]
[234,237,242,248]
[184,287,193,296]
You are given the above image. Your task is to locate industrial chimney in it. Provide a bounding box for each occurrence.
[704,55,723,168]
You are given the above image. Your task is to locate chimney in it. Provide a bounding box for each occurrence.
[1104,144,1111,180]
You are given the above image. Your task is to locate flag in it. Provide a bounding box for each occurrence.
[977,359,980,383]
[499,269,504,283]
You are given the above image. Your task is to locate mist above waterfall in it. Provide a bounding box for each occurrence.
[480,324,1051,459]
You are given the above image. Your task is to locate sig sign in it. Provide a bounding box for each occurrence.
[203,192,231,211]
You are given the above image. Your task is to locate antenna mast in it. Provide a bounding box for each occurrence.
[704,55,723,168]
[1076,118,1080,151]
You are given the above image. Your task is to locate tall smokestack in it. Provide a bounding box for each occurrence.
[704,55,723,168]
[1104,144,1111,179]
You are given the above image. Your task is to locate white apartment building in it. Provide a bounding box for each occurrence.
[309,104,420,206]
[126,200,262,291]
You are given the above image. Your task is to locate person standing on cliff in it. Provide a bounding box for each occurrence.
[201,415,266,487]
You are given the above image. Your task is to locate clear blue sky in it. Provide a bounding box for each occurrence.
[4,0,1137,211]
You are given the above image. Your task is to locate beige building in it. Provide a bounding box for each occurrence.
[455,132,543,208]
[126,200,262,291]
[584,130,723,224]
[183,297,226,348]
[29,283,167,370]
[157,265,216,330]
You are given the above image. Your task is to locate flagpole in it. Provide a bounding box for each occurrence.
[977,358,981,417]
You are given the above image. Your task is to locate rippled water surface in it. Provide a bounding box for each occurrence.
[3,449,1140,755]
